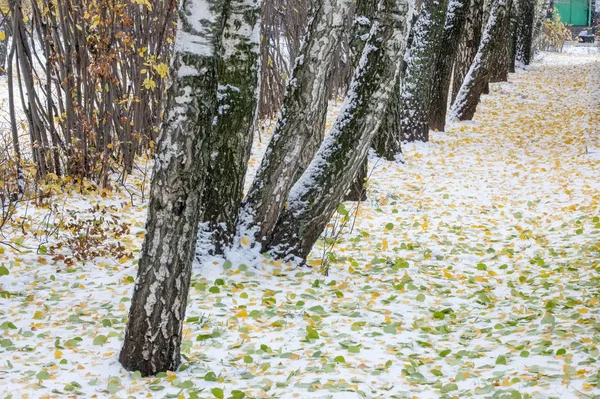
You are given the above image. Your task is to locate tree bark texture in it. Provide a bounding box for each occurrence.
[530,0,550,57]
[428,0,470,132]
[399,0,449,143]
[451,0,483,103]
[515,0,535,66]
[371,78,403,159]
[199,0,261,255]
[240,0,353,244]
[508,0,518,72]
[266,0,413,261]
[488,0,512,81]
[345,0,378,200]
[119,0,221,377]
[449,0,509,121]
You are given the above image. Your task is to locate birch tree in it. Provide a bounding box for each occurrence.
[346,0,378,200]
[119,0,222,376]
[266,0,413,261]
[451,0,483,103]
[199,0,261,254]
[428,0,470,132]
[515,0,535,65]
[449,0,510,121]
[399,0,448,143]
[488,0,512,81]
[240,0,353,245]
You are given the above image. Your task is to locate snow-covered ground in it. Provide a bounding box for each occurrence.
[2,48,600,399]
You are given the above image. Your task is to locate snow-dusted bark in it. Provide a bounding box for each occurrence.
[399,0,449,142]
[199,0,261,255]
[240,0,353,244]
[429,0,469,132]
[515,0,535,65]
[449,0,509,121]
[489,0,512,81]
[266,0,413,261]
[346,0,378,200]
[451,0,483,103]
[530,0,549,57]
[119,0,221,377]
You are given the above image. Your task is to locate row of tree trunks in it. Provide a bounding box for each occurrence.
[199,0,261,255]
[240,0,353,245]
[399,0,449,143]
[119,0,223,377]
[451,0,483,103]
[266,0,414,261]
[428,0,470,132]
[449,0,511,121]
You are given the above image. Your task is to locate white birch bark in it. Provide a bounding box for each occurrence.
[266,0,413,261]
[119,0,221,376]
[239,0,353,245]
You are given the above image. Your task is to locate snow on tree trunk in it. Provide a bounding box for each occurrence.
[239,0,353,244]
[451,0,483,103]
[199,0,261,255]
[345,0,378,200]
[399,0,449,143]
[449,0,509,121]
[428,0,469,132]
[489,0,512,81]
[515,0,535,65]
[119,0,221,377]
[266,0,413,261]
[371,79,402,159]
[530,0,550,57]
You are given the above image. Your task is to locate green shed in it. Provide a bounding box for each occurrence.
[554,0,593,26]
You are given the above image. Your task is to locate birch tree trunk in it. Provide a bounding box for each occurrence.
[428,0,470,132]
[345,0,378,201]
[489,0,512,81]
[449,0,509,121]
[266,0,413,261]
[508,0,518,72]
[119,0,221,377]
[239,0,352,244]
[451,0,483,103]
[530,0,549,57]
[515,0,535,65]
[399,0,448,143]
[370,2,419,160]
[199,0,261,255]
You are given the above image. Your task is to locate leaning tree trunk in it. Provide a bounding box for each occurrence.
[198,0,261,255]
[428,0,470,132]
[345,0,378,201]
[451,0,483,103]
[515,0,535,65]
[119,0,221,377]
[266,0,413,261]
[399,0,448,143]
[239,0,353,244]
[449,0,509,121]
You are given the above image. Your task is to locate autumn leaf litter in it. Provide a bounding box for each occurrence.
[1,47,600,398]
